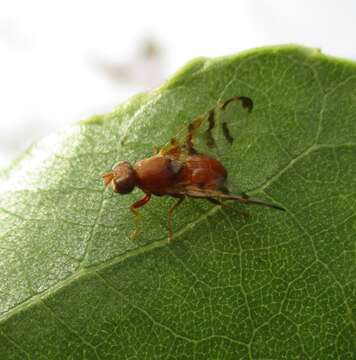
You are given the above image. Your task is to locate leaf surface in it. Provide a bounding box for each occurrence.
[0,45,355,359]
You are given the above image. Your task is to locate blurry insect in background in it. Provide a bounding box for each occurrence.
[102,96,285,242]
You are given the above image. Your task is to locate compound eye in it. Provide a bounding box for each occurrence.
[113,174,135,194]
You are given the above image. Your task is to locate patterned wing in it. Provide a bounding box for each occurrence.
[158,96,253,162]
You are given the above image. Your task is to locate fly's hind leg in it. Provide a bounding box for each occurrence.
[130,193,152,239]
[168,195,185,243]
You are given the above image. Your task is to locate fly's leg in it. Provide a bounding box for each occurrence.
[168,196,185,243]
[130,193,152,239]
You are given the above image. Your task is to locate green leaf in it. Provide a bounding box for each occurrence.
[0,45,355,359]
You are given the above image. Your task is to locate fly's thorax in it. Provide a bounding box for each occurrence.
[134,155,182,193]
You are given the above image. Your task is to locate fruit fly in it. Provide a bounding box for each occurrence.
[102,96,285,242]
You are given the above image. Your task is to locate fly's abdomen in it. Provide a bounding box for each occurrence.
[179,154,227,189]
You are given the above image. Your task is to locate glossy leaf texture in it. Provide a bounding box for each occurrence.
[0,45,355,359]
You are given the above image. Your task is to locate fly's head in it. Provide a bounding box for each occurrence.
[102,161,136,194]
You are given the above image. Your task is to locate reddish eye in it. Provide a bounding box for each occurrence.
[113,174,135,194]
[103,161,137,194]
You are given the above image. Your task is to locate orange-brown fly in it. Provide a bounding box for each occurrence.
[102,96,285,242]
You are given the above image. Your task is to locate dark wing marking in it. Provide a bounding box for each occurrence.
[159,96,253,160]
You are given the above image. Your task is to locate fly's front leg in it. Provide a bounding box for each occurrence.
[168,195,185,243]
[130,193,151,239]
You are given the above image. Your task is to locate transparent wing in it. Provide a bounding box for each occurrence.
[158,96,253,164]
[155,96,286,211]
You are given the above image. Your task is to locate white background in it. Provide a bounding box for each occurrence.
[1,0,355,167]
